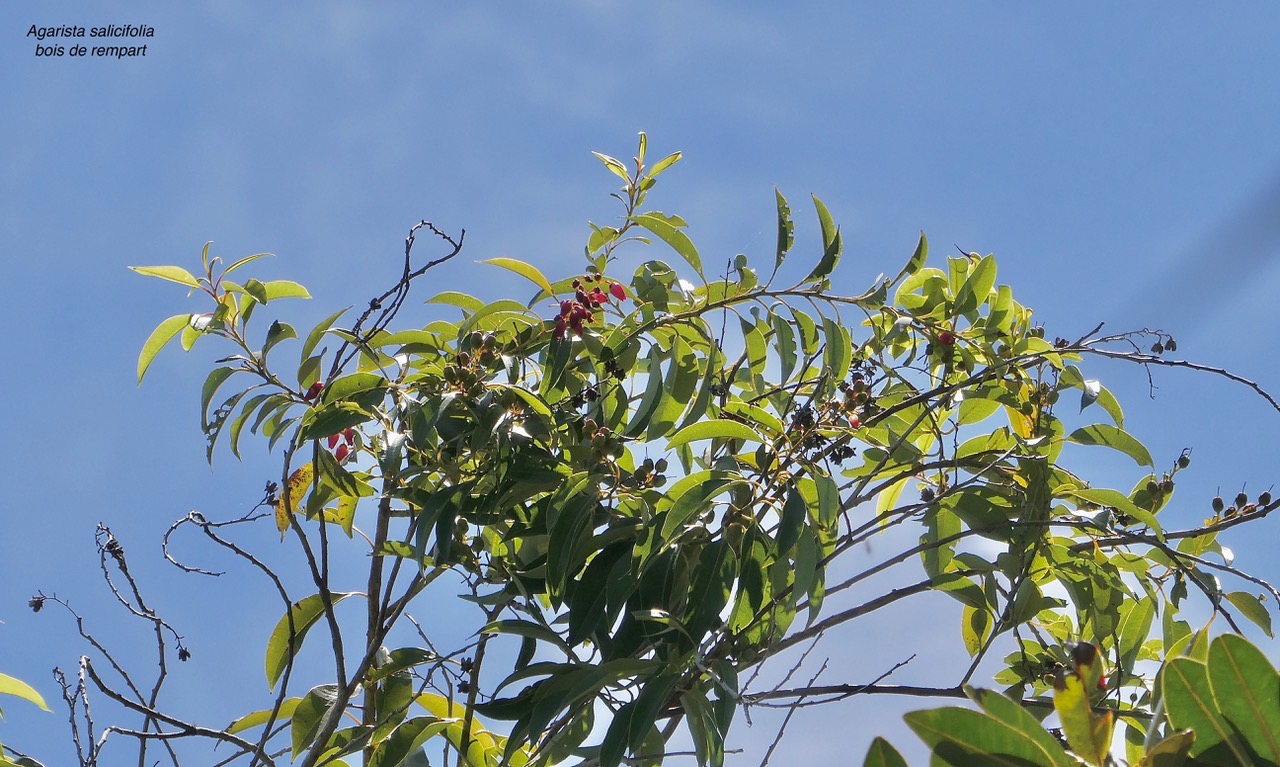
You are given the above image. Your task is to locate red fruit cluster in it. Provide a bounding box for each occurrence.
[552,276,627,340]
[328,428,356,463]
[937,330,957,346]
[304,382,325,400]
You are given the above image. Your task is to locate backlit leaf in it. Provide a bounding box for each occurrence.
[137,314,192,383]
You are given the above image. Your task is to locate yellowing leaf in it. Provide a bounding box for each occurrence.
[276,462,314,538]
[0,672,49,712]
[1053,671,1114,766]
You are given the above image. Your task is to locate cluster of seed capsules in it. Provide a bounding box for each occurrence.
[552,275,627,340]
[1208,489,1273,525]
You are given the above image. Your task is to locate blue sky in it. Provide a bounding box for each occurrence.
[4,2,1280,764]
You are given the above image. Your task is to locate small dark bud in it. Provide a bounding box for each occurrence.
[1235,492,1250,509]
[29,595,45,613]
[920,487,936,503]
[1212,496,1225,513]
[178,647,191,662]
[1259,491,1273,507]
[1177,453,1191,469]
[1145,480,1159,494]
[1070,641,1099,669]
[458,681,471,694]
[1165,338,1177,352]
[460,657,474,673]
[1151,341,1164,354]
[1159,479,1175,494]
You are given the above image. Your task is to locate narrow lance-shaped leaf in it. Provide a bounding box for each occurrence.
[666,420,763,449]
[137,314,193,384]
[891,232,927,285]
[0,673,49,712]
[774,188,794,276]
[631,211,704,279]
[803,194,841,282]
[129,264,201,288]
[266,593,357,690]
[1067,424,1154,468]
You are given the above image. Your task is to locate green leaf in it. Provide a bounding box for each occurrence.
[863,737,908,767]
[599,673,679,767]
[1162,657,1251,765]
[776,485,807,554]
[481,620,574,656]
[968,687,1075,767]
[904,706,1059,766]
[1066,424,1153,467]
[369,717,449,767]
[291,684,340,757]
[264,320,297,357]
[1137,731,1195,767]
[227,698,303,734]
[200,367,238,424]
[1206,633,1280,763]
[0,673,49,712]
[297,401,370,443]
[593,151,631,182]
[666,420,764,449]
[1224,591,1273,637]
[1071,487,1161,536]
[222,252,272,276]
[804,195,842,282]
[266,592,358,690]
[631,211,704,279]
[426,291,486,314]
[301,307,349,363]
[648,150,682,178]
[137,314,192,384]
[262,280,310,301]
[892,232,928,285]
[481,257,556,298]
[774,188,794,275]
[956,255,997,316]
[129,265,200,288]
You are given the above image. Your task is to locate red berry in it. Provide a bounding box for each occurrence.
[327,433,341,449]
[334,443,351,463]
[553,316,567,339]
[304,382,324,400]
[609,282,627,301]
[938,330,956,346]
[848,414,861,429]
